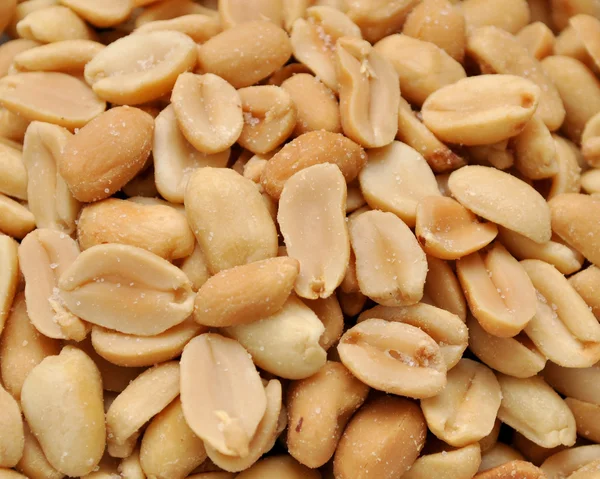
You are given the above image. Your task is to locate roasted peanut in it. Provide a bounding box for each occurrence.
[0,382,24,468]
[0,194,35,239]
[424,254,468,321]
[135,0,218,26]
[0,234,18,334]
[0,142,27,200]
[476,460,546,479]
[462,0,530,34]
[135,13,221,43]
[346,0,420,44]
[404,443,482,479]
[582,111,600,167]
[236,455,320,479]
[517,22,555,60]
[0,39,39,78]
[15,423,63,479]
[547,134,582,199]
[16,6,96,43]
[569,265,600,318]
[513,114,558,180]
[541,445,600,479]
[11,40,104,73]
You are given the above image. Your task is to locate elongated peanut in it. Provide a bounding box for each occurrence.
[236,455,320,479]
[569,265,600,319]
[0,194,35,239]
[462,0,530,33]
[135,13,221,42]
[513,114,558,180]
[11,40,104,73]
[0,40,39,78]
[347,0,420,44]
[0,234,18,335]
[517,22,555,60]
[16,6,96,42]
[0,382,24,468]
[403,443,482,479]
[424,255,468,321]
[16,423,63,479]
[540,445,600,479]
[0,142,26,201]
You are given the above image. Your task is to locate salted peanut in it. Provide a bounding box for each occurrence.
[477,460,546,478]
[21,347,104,476]
[416,196,498,260]
[461,0,530,34]
[219,0,282,28]
[6,0,58,38]
[339,318,446,397]
[570,266,600,319]
[234,455,319,479]
[18,229,87,340]
[450,166,551,243]
[59,106,153,202]
[403,0,466,62]
[135,14,221,43]
[185,168,278,274]
[551,0,600,29]
[358,303,468,370]
[15,423,63,479]
[224,295,326,379]
[335,36,399,148]
[261,131,366,199]
[0,143,27,201]
[336,289,366,316]
[118,447,143,479]
[22,122,79,233]
[0,383,24,468]
[566,15,600,70]
[194,257,298,327]
[422,75,540,145]
[304,295,344,350]
[0,108,30,143]
[569,460,600,478]
[358,142,440,227]
[479,444,525,472]
[334,395,426,479]
[421,359,501,447]
[139,398,206,479]
[16,5,96,42]
[565,398,600,443]
[198,21,291,88]
[91,318,204,367]
[423,255,467,321]
[0,293,61,399]
[189,474,236,479]
[547,135,582,200]
[206,379,284,472]
[106,361,179,453]
[468,140,515,171]
[543,362,600,406]
[0,72,105,129]
[513,432,567,468]
[177,243,210,293]
[84,31,197,105]
[457,243,537,337]
[374,34,465,107]
[581,168,600,193]
[480,420,502,454]
[171,73,242,155]
[468,314,546,378]
[11,40,104,73]
[512,115,558,180]
[278,164,349,299]
[404,443,481,479]
[59,0,132,28]
[180,334,266,456]
[0,40,39,78]
[497,374,576,448]
[0,234,18,335]
[58,244,194,335]
[0,470,29,479]
[135,0,218,26]
[0,195,35,239]
[77,199,194,261]
[541,445,600,479]
[549,194,600,266]
[290,6,361,92]
[154,105,228,203]
[268,63,312,86]
[582,111,600,168]
[542,56,600,143]
[517,22,555,60]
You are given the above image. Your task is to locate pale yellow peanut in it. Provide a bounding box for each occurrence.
[517,22,555,60]
[219,0,282,28]
[236,455,320,479]
[541,445,600,479]
[282,0,309,31]
[304,295,344,351]
[16,423,63,479]
[424,255,468,321]
[278,164,349,299]
[135,14,221,43]
[422,75,540,145]
[0,195,35,239]
[479,444,524,473]
[582,111,600,167]
[416,196,498,260]
[177,242,211,292]
[0,234,18,335]
[397,98,466,174]
[18,228,87,340]
[267,63,312,86]
[21,347,105,476]
[286,361,368,468]
[567,14,600,71]
[206,379,285,472]
[468,140,515,170]
[542,56,600,143]
[0,143,27,201]
[180,334,266,457]
[224,295,327,379]
[547,134,582,200]
[84,31,197,105]
[242,155,268,188]
[421,359,501,447]
[549,193,600,266]
[569,265,600,318]
[334,396,427,479]
[339,318,446,398]
[261,130,367,199]
[197,21,291,88]
[457,243,537,337]
[497,373,576,448]
[358,303,468,370]
[461,0,530,34]
[6,0,59,39]
[375,34,466,107]
[135,0,218,26]
[0,382,24,468]
[403,443,482,479]
[58,244,194,336]
[153,105,229,203]
[171,72,242,155]
[477,460,546,478]
[565,398,600,443]
[480,420,502,454]
[450,165,551,243]
[22,122,79,234]
[544,362,600,406]
[568,460,600,478]
[359,141,440,227]
[346,180,366,212]
[554,26,587,65]
[335,36,399,148]
[512,114,558,180]
[0,39,40,78]
[77,198,194,261]
[0,108,30,143]
[346,0,420,44]
[11,40,104,73]
[0,470,28,479]
[16,5,96,42]
[59,0,133,28]
[59,106,153,202]
[118,447,143,479]
[81,455,121,479]
[194,257,298,327]
[140,398,207,479]
[467,27,565,132]
[0,72,105,129]
[512,432,567,469]
[185,167,278,274]
[91,319,205,367]
[290,6,362,92]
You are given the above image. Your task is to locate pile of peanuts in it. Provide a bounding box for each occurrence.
[3,0,600,478]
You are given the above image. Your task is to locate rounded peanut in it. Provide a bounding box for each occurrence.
[59,0,133,28]
[461,0,530,34]
[236,455,320,479]
[424,254,468,321]
[11,40,104,74]
[0,382,24,468]
[403,443,482,479]
[16,6,96,43]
